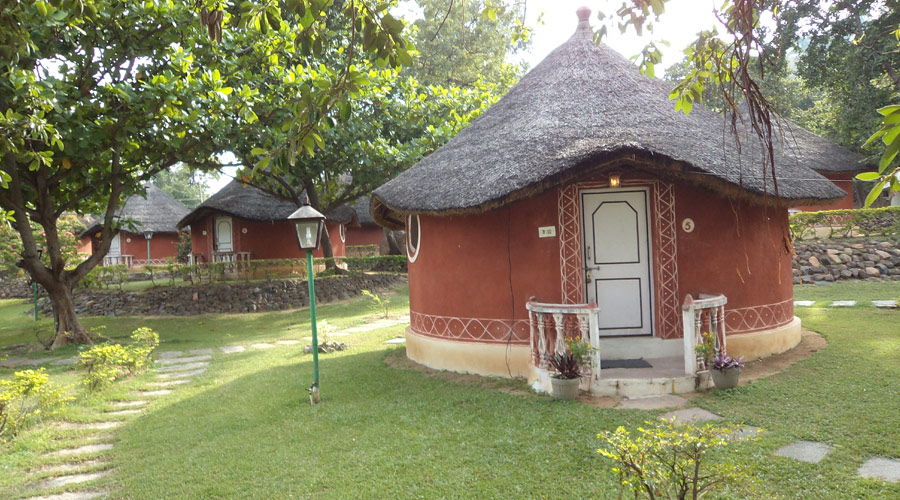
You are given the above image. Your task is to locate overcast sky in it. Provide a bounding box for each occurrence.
[207,1,723,195]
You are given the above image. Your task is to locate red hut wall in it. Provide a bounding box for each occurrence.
[188,215,344,262]
[345,226,383,247]
[793,172,856,211]
[116,231,181,262]
[408,175,794,346]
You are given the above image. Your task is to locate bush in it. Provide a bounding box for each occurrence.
[0,368,72,440]
[598,418,755,500]
[79,327,160,391]
[790,206,900,239]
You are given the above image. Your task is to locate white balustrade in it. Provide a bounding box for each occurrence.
[526,298,600,379]
[102,254,133,267]
[681,293,728,375]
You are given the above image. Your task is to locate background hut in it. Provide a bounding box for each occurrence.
[81,184,189,267]
[177,180,349,264]
[371,8,861,394]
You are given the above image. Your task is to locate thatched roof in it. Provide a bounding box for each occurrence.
[177,180,353,229]
[372,8,856,229]
[82,184,189,236]
[352,197,376,227]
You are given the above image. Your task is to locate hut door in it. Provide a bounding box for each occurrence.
[108,233,121,256]
[215,217,233,252]
[581,188,653,336]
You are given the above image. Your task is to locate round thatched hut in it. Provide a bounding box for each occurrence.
[81,184,189,266]
[177,181,350,263]
[371,8,861,393]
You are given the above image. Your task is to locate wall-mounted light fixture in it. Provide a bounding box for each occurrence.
[609,173,621,188]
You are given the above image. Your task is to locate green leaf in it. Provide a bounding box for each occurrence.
[877,105,900,116]
[864,178,888,207]
[855,172,882,181]
[250,147,266,156]
[878,136,900,173]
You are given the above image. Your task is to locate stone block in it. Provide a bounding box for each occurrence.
[808,256,821,267]
[866,267,881,277]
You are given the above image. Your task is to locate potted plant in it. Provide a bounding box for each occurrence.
[548,351,582,400]
[711,353,744,389]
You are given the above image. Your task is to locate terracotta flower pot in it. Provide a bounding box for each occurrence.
[550,376,581,400]
[711,367,741,389]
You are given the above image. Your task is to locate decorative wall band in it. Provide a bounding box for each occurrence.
[725,298,795,334]
[410,311,531,344]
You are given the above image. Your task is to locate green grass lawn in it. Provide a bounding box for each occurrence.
[1,281,899,499]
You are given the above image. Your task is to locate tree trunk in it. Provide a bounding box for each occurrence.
[46,281,92,349]
[381,228,404,256]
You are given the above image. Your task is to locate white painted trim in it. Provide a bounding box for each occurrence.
[215,216,233,252]
[407,214,421,263]
[339,224,346,243]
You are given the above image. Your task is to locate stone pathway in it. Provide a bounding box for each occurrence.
[793,299,900,308]
[858,458,900,482]
[21,350,212,500]
[775,441,833,463]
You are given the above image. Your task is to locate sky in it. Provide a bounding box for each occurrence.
[206,0,723,195]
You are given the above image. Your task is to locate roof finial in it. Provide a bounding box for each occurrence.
[575,6,592,37]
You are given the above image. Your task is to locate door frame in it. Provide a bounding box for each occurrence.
[580,186,656,337]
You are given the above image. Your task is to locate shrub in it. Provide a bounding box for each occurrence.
[598,419,754,500]
[0,368,72,440]
[362,289,390,318]
[79,327,160,391]
[790,206,900,239]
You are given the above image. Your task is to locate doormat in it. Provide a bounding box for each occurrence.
[602,358,652,369]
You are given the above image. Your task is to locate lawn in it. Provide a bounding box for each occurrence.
[1,280,899,499]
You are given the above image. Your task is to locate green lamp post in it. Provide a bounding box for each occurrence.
[143,231,153,265]
[288,202,326,404]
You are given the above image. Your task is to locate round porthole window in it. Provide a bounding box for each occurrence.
[339,224,346,243]
[407,214,421,263]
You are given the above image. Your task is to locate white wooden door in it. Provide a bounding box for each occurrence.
[582,189,653,336]
[108,233,121,256]
[215,217,233,252]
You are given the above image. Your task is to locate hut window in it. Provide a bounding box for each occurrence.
[407,214,421,263]
[339,224,346,243]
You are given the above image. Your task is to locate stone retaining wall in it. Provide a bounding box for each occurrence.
[0,278,36,299]
[31,273,406,317]
[793,237,900,284]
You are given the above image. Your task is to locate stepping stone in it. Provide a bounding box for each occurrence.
[775,440,832,463]
[146,379,191,388]
[156,355,211,365]
[219,346,245,354]
[156,351,184,359]
[38,470,109,490]
[251,343,275,349]
[157,368,205,379]
[105,409,141,416]
[22,492,105,500]
[730,425,763,441]
[659,408,721,424]
[51,357,79,366]
[53,444,114,457]
[830,300,856,307]
[134,389,173,397]
[54,421,122,431]
[384,338,406,345]
[157,361,208,372]
[188,348,213,355]
[858,457,900,482]
[793,300,815,307]
[37,460,106,476]
[873,300,899,309]
[619,395,687,410]
[110,400,147,408]
[276,340,302,345]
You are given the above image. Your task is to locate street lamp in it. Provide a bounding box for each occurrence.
[143,231,153,266]
[288,202,326,404]
[32,248,43,321]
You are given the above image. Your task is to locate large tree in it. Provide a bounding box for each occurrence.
[0,0,411,348]
[405,0,530,89]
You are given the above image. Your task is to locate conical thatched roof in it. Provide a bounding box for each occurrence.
[351,197,376,226]
[82,184,189,236]
[177,180,353,229]
[372,8,856,229]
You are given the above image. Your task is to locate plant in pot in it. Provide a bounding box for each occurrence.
[711,353,744,390]
[548,350,582,400]
[693,331,715,390]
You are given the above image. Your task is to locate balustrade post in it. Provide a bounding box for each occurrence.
[682,294,697,375]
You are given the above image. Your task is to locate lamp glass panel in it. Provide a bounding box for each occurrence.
[295,220,319,250]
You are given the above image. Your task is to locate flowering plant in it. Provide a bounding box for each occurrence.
[711,353,744,372]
